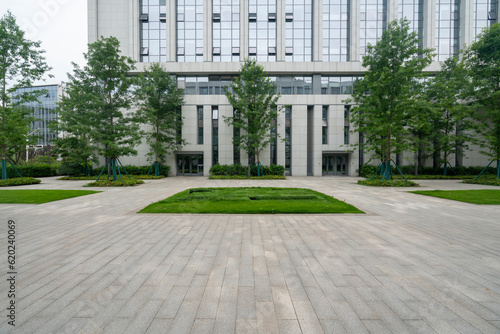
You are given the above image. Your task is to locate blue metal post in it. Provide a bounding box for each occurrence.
[112,159,117,181]
[1,159,7,180]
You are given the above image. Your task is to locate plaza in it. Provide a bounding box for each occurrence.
[1,177,499,333]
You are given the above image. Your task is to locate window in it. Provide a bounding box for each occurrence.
[285,47,293,55]
[197,106,203,144]
[249,0,277,62]
[322,106,328,145]
[285,0,312,62]
[249,13,257,21]
[213,13,221,21]
[213,47,221,55]
[323,0,350,61]
[285,13,294,21]
[140,13,149,21]
[249,47,257,55]
[360,0,387,56]
[212,106,219,166]
[213,0,240,62]
[140,0,166,62]
[140,47,149,55]
[177,0,203,62]
[285,106,292,173]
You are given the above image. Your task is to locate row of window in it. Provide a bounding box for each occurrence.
[140,0,498,63]
[177,76,359,95]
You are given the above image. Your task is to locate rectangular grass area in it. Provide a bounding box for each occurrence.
[410,189,500,205]
[0,190,102,204]
[139,187,364,214]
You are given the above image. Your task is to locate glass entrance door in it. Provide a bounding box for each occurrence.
[322,154,348,175]
[177,154,204,175]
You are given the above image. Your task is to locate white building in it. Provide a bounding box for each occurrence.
[88,0,498,176]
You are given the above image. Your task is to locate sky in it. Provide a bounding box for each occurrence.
[0,0,88,86]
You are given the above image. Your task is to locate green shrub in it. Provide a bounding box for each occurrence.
[0,177,42,187]
[6,164,57,178]
[210,163,284,177]
[358,179,419,187]
[359,163,498,177]
[84,179,144,187]
[209,175,286,180]
[57,161,91,176]
[462,178,500,186]
[119,164,170,176]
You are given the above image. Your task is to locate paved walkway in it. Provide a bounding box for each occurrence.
[1,176,499,334]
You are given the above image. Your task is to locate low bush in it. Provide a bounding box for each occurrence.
[358,179,419,187]
[210,163,285,177]
[6,164,57,178]
[358,163,497,177]
[209,175,286,180]
[0,177,42,187]
[462,177,500,186]
[84,179,144,187]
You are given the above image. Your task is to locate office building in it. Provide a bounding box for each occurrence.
[88,0,498,176]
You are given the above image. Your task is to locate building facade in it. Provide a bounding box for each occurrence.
[14,84,63,148]
[88,0,498,176]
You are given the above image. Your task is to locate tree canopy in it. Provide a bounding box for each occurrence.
[224,58,281,175]
[0,11,51,179]
[346,18,433,177]
[56,36,140,179]
[135,63,185,167]
[463,23,500,162]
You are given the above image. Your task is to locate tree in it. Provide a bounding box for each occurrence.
[52,85,96,176]
[60,36,140,181]
[346,19,433,179]
[0,11,51,179]
[424,55,474,175]
[135,63,185,176]
[224,58,281,177]
[463,23,500,180]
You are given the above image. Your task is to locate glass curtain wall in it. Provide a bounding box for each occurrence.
[177,0,203,62]
[474,0,498,40]
[360,0,387,56]
[398,0,423,47]
[213,0,240,62]
[249,0,277,61]
[140,0,167,62]
[435,0,460,62]
[322,0,350,61]
[285,0,313,62]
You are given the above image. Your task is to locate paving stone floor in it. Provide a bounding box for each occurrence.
[0,176,499,333]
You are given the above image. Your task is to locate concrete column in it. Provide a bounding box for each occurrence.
[387,0,399,23]
[460,0,474,48]
[313,0,323,61]
[129,0,139,62]
[350,0,360,62]
[292,105,307,176]
[240,1,249,61]
[313,105,323,176]
[204,1,213,62]
[204,105,213,176]
[219,105,234,164]
[166,0,177,62]
[423,0,436,52]
[277,0,285,61]
[88,0,98,44]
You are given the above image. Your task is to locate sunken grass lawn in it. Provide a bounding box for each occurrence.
[139,187,363,214]
[0,190,101,204]
[410,189,500,205]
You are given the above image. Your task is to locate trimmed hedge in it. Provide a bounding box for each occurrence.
[0,177,42,187]
[358,179,419,187]
[358,163,498,177]
[209,175,286,180]
[6,164,57,178]
[210,163,285,177]
[57,162,171,177]
[84,179,145,187]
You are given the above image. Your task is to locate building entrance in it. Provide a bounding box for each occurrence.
[177,154,204,176]
[322,153,348,175]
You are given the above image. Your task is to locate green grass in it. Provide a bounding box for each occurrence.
[410,189,500,204]
[139,187,363,214]
[0,189,101,204]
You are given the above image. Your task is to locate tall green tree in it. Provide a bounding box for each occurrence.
[224,58,281,177]
[135,63,185,175]
[0,11,51,179]
[52,85,96,176]
[463,23,500,179]
[425,55,474,174]
[61,36,140,180]
[346,19,433,179]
